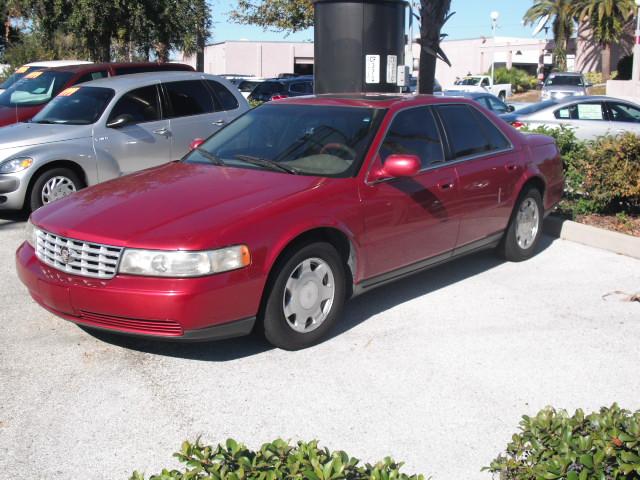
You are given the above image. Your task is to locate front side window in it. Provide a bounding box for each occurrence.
[164,80,214,117]
[184,104,384,177]
[108,85,160,123]
[554,102,606,121]
[485,96,509,114]
[436,104,510,159]
[608,102,640,123]
[32,87,114,125]
[206,80,239,111]
[380,107,444,168]
[0,71,74,107]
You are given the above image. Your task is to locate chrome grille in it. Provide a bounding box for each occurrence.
[35,229,123,279]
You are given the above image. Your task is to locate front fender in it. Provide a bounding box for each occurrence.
[17,138,97,185]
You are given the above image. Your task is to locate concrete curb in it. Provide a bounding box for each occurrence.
[544,215,640,260]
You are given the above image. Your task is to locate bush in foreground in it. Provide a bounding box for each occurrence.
[131,438,425,480]
[485,404,640,480]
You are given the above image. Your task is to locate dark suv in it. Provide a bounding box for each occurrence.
[248,76,314,102]
[0,62,194,127]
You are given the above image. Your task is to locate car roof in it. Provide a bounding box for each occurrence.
[25,60,93,68]
[548,72,583,77]
[262,76,313,83]
[76,71,229,90]
[272,93,475,109]
[39,62,193,74]
[442,91,492,99]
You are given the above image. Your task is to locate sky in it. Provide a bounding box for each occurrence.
[211,0,545,44]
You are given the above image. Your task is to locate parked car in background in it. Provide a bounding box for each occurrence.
[541,72,591,101]
[226,76,267,99]
[443,91,515,115]
[0,62,194,127]
[0,60,92,94]
[17,94,563,350]
[0,72,248,211]
[502,96,640,140]
[401,77,442,94]
[248,75,314,102]
[452,75,512,101]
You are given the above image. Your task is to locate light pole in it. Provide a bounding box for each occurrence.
[491,11,500,85]
[633,0,640,81]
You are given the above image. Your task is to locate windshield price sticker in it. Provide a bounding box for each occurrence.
[16,66,29,73]
[365,55,380,84]
[59,87,80,97]
[386,55,397,83]
[25,71,43,79]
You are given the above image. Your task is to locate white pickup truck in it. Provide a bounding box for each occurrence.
[451,75,512,101]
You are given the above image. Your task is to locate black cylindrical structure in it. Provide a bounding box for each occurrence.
[313,0,406,94]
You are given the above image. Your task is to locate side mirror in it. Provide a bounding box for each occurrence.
[106,114,134,129]
[189,138,205,151]
[507,105,516,113]
[371,154,421,181]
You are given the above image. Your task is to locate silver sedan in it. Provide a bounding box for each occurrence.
[501,96,640,141]
[0,71,249,211]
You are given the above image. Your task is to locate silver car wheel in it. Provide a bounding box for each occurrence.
[283,257,336,333]
[515,197,540,250]
[41,176,77,204]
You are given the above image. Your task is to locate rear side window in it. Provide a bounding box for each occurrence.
[380,107,444,168]
[206,80,239,111]
[164,80,214,117]
[108,85,160,123]
[436,104,510,159]
[76,70,109,84]
[554,102,606,121]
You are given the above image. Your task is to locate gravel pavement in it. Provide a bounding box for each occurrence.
[1,211,639,480]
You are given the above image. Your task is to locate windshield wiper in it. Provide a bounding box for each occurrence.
[234,155,298,175]
[195,147,225,166]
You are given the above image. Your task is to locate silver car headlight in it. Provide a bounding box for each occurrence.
[575,91,585,96]
[118,245,251,277]
[25,218,37,247]
[0,157,34,174]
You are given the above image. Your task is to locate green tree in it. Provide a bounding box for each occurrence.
[577,0,635,81]
[417,0,452,94]
[230,0,313,32]
[523,0,577,71]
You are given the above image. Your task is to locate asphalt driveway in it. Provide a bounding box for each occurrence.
[1,212,638,480]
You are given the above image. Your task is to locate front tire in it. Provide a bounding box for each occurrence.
[29,167,82,212]
[261,242,346,350]
[498,187,544,262]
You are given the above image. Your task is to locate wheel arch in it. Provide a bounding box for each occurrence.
[24,160,88,208]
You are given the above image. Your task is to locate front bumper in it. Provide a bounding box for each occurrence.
[0,174,26,209]
[16,242,263,341]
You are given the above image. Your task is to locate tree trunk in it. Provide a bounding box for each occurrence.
[601,44,611,82]
[418,45,437,94]
[418,0,451,94]
[156,42,169,63]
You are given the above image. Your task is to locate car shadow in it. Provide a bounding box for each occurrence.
[85,235,557,362]
[0,210,29,228]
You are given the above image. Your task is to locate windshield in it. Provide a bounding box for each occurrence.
[515,99,559,116]
[0,66,40,90]
[31,86,114,125]
[545,76,584,87]
[0,71,74,107]
[456,77,482,86]
[251,82,287,96]
[184,104,385,177]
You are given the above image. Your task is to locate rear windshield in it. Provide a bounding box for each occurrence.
[545,76,584,87]
[515,99,559,115]
[31,87,115,125]
[252,82,287,96]
[0,71,74,107]
[238,80,261,92]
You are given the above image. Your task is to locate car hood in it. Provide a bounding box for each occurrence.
[0,122,90,151]
[543,85,585,93]
[32,162,328,250]
[0,104,42,126]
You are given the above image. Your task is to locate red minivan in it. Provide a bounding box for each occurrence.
[0,62,194,127]
[17,95,564,350]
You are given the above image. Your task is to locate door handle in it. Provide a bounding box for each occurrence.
[212,119,226,126]
[438,181,455,191]
[505,163,519,172]
[153,127,170,136]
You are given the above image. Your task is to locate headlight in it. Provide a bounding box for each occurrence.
[25,218,37,247]
[118,245,251,277]
[575,91,585,96]
[0,157,33,174]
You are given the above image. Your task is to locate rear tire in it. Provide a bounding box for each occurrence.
[261,242,346,350]
[29,167,82,212]
[498,187,544,262]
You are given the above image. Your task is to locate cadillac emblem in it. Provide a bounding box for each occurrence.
[60,247,72,264]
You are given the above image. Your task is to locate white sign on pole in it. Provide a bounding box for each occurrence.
[365,55,380,84]
[386,55,398,83]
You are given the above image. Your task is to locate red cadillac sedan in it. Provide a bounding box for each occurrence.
[16,94,564,350]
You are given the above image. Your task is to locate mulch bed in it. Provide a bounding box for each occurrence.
[575,214,640,237]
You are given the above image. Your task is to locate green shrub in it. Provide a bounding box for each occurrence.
[248,98,263,109]
[494,67,538,93]
[485,404,640,480]
[131,439,426,480]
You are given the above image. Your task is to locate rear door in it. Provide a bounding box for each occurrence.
[551,100,610,140]
[434,104,521,248]
[359,106,461,278]
[94,84,171,176]
[161,79,220,159]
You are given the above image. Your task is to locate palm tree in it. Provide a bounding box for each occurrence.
[523,0,577,72]
[577,0,635,81]
[418,0,453,94]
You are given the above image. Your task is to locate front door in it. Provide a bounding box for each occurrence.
[359,107,461,279]
[606,100,640,136]
[94,84,171,177]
